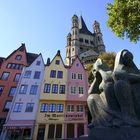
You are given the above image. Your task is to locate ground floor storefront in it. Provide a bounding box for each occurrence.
[33,122,88,140]
[1,120,34,140]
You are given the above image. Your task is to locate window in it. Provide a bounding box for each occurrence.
[14,73,21,82]
[9,87,17,96]
[3,101,11,112]
[79,87,84,94]
[76,63,79,67]
[36,61,41,66]
[59,85,65,94]
[79,38,83,42]
[57,71,63,78]
[78,74,83,80]
[0,86,4,96]
[71,86,76,94]
[30,85,38,95]
[52,84,58,93]
[44,84,51,93]
[77,105,84,112]
[90,41,94,45]
[50,70,56,78]
[72,48,74,51]
[67,105,74,112]
[24,70,32,78]
[40,104,48,112]
[85,39,89,44]
[7,63,23,70]
[56,104,63,112]
[7,63,12,68]
[34,71,41,79]
[72,73,76,79]
[15,55,22,60]
[1,72,9,80]
[49,104,56,112]
[19,85,28,94]
[13,103,23,112]
[55,60,60,65]
[25,103,34,112]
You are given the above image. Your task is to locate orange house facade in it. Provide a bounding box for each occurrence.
[0,44,38,134]
[0,44,27,134]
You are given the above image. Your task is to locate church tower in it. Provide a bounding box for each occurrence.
[65,15,106,66]
[93,20,105,53]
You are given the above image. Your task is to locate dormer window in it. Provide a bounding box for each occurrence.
[15,55,22,60]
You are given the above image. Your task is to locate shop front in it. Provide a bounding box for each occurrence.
[2,120,34,140]
[64,113,88,139]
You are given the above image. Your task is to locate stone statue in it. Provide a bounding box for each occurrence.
[113,49,140,125]
[88,49,140,129]
[87,58,120,128]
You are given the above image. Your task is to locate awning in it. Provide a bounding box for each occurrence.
[3,120,35,129]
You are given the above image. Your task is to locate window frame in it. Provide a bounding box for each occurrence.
[13,102,23,112]
[3,101,12,112]
[9,87,17,96]
[24,70,32,78]
[57,71,63,78]
[79,87,84,94]
[44,83,51,93]
[59,85,65,94]
[1,72,10,80]
[50,70,56,78]
[52,84,58,94]
[19,84,28,94]
[25,103,34,112]
[14,73,21,82]
[40,103,48,112]
[67,105,74,112]
[30,85,38,95]
[49,104,56,112]
[34,71,41,79]
[56,104,63,112]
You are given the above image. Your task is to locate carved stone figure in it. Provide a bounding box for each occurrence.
[88,49,140,129]
[87,58,120,128]
[113,49,140,125]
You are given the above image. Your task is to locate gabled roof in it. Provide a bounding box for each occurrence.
[68,55,86,70]
[79,16,93,36]
[46,50,66,68]
[5,44,26,60]
[26,52,39,66]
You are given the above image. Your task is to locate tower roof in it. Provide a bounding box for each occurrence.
[79,16,93,35]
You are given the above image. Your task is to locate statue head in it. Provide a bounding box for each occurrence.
[114,49,138,71]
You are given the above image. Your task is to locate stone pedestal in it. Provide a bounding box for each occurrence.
[88,127,140,140]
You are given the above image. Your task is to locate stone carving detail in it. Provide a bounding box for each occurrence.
[87,49,140,128]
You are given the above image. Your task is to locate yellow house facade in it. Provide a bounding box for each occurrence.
[33,50,67,140]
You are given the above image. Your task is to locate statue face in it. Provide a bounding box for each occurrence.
[122,51,133,66]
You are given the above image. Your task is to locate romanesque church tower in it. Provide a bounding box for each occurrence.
[65,15,106,66]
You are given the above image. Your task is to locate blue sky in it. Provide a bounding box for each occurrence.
[0,0,140,67]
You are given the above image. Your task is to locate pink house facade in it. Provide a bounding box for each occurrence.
[64,57,89,139]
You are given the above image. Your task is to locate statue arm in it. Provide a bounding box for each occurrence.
[127,73,140,83]
[88,78,100,95]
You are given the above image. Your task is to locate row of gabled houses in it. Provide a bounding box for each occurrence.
[0,43,89,140]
